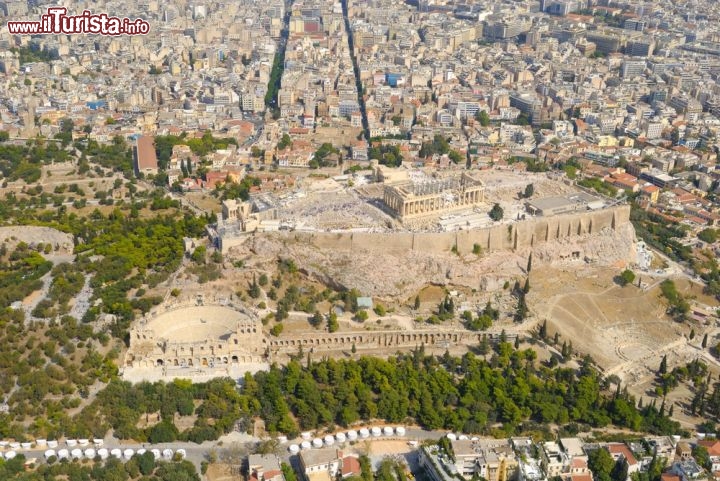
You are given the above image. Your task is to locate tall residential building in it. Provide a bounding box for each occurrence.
[621,58,646,78]
[624,19,646,31]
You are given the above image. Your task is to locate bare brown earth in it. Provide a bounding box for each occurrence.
[206,464,242,481]
[530,265,720,426]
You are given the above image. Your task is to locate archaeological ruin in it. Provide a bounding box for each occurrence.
[121,296,516,381]
[382,172,485,221]
[123,301,267,374]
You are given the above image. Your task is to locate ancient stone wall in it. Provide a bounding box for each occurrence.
[220,233,251,253]
[269,329,517,355]
[352,232,414,253]
[266,205,631,256]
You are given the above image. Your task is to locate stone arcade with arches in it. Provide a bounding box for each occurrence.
[122,300,517,381]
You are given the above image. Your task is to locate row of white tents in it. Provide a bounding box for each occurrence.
[39,448,186,462]
[288,426,406,454]
[0,439,104,450]
[446,433,481,441]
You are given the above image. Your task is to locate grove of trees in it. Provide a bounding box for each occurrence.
[0,453,199,481]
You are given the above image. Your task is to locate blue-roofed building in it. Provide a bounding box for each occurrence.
[357,297,373,310]
[386,73,402,87]
[86,100,107,110]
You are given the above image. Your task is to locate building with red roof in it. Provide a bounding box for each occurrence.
[134,135,158,176]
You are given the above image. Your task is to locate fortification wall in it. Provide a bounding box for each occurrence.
[260,205,631,256]
[220,234,250,254]
[353,232,414,253]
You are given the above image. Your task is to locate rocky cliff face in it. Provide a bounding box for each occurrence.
[529,222,637,267]
[237,221,636,300]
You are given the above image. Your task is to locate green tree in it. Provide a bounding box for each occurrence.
[539,319,547,339]
[489,203,504,221]
[524,184,534,198]
[137,451,156,475]
[449,150,463,164]
[611,458,629,481]
[693,445,710,471]
[514,292,528,322]
[327,310,339,333]
[282,462,298,481]
[658,355,667,375]
[414,295,420,310]
[191,245,206,264]
[248,274,261,298]
[476,110,490,126]
[589,448,615,481]
[514,112,530,126]
[698,229,718,243]
[310,310,324,328]
[148,420,179,443]
[277,134,292,150]
[618,269,636,286]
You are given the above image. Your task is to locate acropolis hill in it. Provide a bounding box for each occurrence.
[115,167,651,383]
[123,167,639,383]
[214,168,635,269]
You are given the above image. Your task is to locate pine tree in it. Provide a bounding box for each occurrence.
[514,336,520,349]
[248,274,260,298]
[539,319,547,339]
[514,293,528,322]
[690,328,696,340]
[478,335,490,355]
[668,404,674,417]
[310,310,324,327]
[553,331,559,345]
[523,278,530,293]
[327,311,339,333]
[414,295,420,310]
[659,354,667,375]
[527,253,532,273]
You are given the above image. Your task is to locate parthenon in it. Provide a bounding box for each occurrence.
[383,172,485,221]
